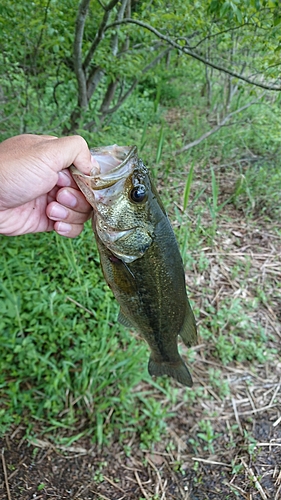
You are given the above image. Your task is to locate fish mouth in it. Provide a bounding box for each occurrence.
[70,144,137,208]
[71,144,137,190]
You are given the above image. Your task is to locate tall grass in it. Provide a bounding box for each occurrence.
[1,67,281,448]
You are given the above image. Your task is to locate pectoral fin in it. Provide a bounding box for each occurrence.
[118,310,134,328]
[148,356,193,387]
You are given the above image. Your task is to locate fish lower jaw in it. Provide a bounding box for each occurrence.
[97,226,141,263]
[97,226,135,243]
[111,252,139,264]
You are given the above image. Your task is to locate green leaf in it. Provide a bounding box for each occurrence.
[183,163,195,211]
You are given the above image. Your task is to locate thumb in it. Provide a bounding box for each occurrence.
[41,136,99,175]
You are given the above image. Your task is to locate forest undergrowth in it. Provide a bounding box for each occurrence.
[1,70,281,499]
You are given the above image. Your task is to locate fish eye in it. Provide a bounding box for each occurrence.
[130,185,147,203]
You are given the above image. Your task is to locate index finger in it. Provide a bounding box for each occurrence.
[57,169,79,189]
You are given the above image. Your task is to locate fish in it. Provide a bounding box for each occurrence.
[71,145,197,387]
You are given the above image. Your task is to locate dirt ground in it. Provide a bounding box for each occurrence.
[1,394,281,499]
[1,164,281,500]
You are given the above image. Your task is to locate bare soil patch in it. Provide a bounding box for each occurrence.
[1,404,281,499]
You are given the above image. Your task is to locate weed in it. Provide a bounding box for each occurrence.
[243,430,258,457]
[206,167,233,237]
[197,419,222,454]
[231,462,243,474]
[183,163,195,211]
[228,486,242,498]
[173,460,186,475]
[156,122,165,164]
[200,296,274,365]
[208,368,230,398]
[0,229,171,444]
[233,160,281,220]
[93,466,105,483]
[192,460,199,472]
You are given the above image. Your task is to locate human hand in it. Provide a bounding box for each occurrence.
[0,134,99,237]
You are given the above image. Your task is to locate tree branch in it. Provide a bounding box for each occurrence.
[74,0,90,108]
[111,0,129,56]
[187,13,272,51]
[106,47,171,115]
[33,0,52,70]
[86,66,105,101]
[175,97,265,155]
[83,0,119,70]
[106,18,281,91]
[84,48,170,130]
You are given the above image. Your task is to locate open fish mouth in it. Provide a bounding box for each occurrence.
[70,144,138,209]
[71,145,136,190]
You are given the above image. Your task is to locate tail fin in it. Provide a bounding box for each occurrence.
[148,356,193,387]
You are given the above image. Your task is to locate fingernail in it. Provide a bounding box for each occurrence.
[58,171,71,186]
[49,205,68,220]
[56,222,72,234]
[57,189,77,208]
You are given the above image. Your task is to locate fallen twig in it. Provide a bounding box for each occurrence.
[1,448,12,500]
[241,458,268,500]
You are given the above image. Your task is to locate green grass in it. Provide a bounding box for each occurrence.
[232,160,281,219]
[1,66,281,451]
[0,226,175,444]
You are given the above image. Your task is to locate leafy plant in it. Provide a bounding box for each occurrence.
[197,419,221,454]
[0,229,172,443]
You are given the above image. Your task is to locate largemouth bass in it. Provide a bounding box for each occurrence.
[71,145,197,387]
